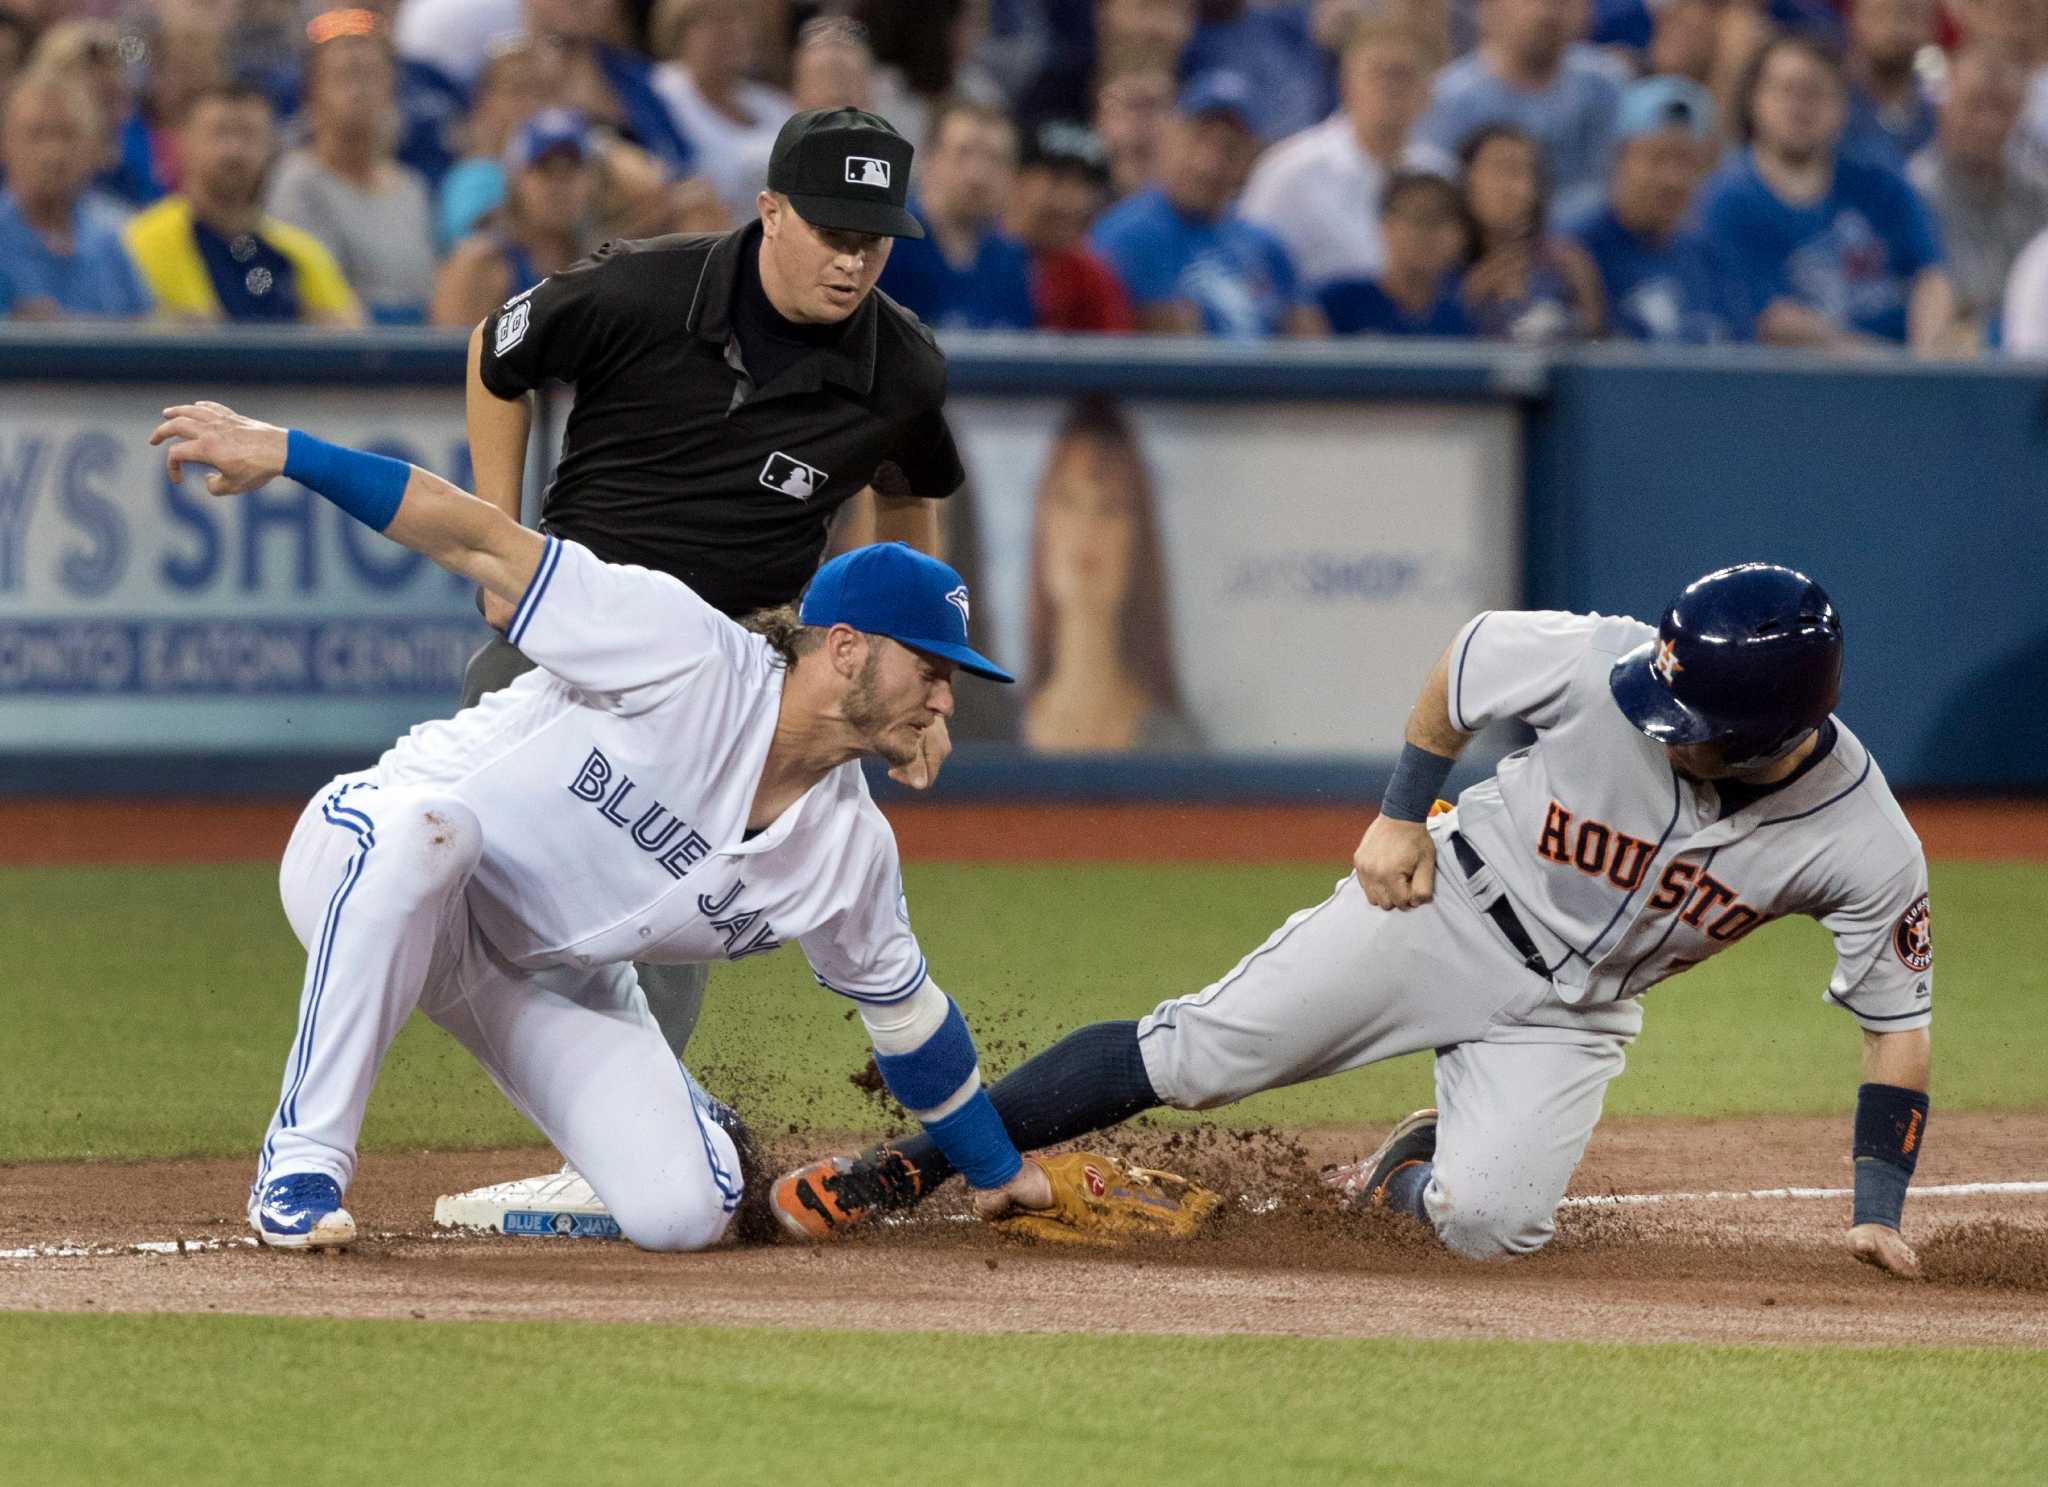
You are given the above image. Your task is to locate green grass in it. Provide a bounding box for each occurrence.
[2,1312,2042,1486]
[5,862,2043,1162]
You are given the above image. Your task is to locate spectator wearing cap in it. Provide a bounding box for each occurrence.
[435,37,570,250]
[1910,46,2048,342]
[124,81,361,325]
[1090,72,1323,336]
[0,69,151,319]
[1574,76,1754,342]
[1006,120,1135,332]
[527,0,695,173]
[1093,61,1177,200]
[1241,18,1450,295]
[1458,121,1604,338]
[1842,0,1937,170]
[649,0,793,223]
[395,0,526,93]
[875,97,1036,330]
[1415,0,1623,226]
[1318,171,1474,336]
[1698,34,1954,350]
[1180,0,1337,142]
[432,108,596,326]
[265,18,436,325]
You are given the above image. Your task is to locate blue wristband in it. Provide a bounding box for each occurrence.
[1853,1158,1911,1229]
[1381,742,1456,823]
[283,429,411,532]
[922,1086,1023,1190]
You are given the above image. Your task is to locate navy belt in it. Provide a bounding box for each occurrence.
[1450,831,1549,979]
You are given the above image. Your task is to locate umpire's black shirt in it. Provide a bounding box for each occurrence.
[477,221,965,617]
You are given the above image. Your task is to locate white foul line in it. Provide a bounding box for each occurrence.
[1560,1179,2048,1209]
[5,1181,2045,1260]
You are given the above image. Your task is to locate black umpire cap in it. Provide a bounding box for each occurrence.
[766,107,924,239]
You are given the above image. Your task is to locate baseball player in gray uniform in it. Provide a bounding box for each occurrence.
[774,565,1933,1278]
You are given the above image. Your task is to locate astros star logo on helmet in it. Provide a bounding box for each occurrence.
[1652,638,1684,686]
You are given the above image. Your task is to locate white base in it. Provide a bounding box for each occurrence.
[432,1168,624,1240]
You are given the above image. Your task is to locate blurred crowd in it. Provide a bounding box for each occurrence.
[10,0,2048,354]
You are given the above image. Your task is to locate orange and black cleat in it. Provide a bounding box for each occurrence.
[770,1149,928,1241]
[1320,1108,1439,1210]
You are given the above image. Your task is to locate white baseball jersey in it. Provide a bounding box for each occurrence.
[363,535,925,1004]
[1439,610,1933,1030]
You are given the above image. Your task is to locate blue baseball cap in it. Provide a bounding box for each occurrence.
[1615,76,1717,143]
[799,543,1014,683]
[1177,70,1257,131]
[506,108,593,172]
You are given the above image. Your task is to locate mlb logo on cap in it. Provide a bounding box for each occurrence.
[846,156,892,188]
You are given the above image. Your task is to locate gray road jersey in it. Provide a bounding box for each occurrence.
[1435,610,1933,1031]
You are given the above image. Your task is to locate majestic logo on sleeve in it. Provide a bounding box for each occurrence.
[1893,894,1932,972]
[943,584,970,630]
[1652,639,1684,686]
[846,156,891,187]
[761,452,826,500]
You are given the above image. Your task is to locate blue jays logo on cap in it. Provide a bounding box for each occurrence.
[800,543,1014,683]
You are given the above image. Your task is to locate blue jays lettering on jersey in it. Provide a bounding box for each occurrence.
[364,537,926,1000]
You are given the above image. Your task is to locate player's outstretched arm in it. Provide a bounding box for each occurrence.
[1355,641,1474,911]
[151,401,546,609]
[1846,1025,1932,1280]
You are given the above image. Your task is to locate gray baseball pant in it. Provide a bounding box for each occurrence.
[1135,859,1641,1260]
[460,635,709,1057]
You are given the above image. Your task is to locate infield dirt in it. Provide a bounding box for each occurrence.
[6,1112,2044,1348]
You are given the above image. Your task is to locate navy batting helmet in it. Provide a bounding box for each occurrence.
[1608,563,1843,767]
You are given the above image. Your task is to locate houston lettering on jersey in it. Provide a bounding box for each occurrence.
[568,746,713,879]
[1536,800,1763,943]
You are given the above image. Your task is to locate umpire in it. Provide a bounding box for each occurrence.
[460,106,965,1062]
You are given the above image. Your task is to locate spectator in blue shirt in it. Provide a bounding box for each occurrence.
[0,71,149,320]
[1699,34,1955,350]
[1415,0,1623,224]
[1575,75,1754,342]
[1842,0,1938,170]
[1090,71,1324,336]
[877,97,1037,330]
[1321,171,1475,336]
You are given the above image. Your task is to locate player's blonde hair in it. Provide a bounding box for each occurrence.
[742,605,826,668]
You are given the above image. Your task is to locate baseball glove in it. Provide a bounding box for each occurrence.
[990,1151,1224,1248]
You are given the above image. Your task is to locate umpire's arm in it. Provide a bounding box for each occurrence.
[467,322,537,630]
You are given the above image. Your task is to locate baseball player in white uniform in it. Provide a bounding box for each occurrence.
[774,566,1934,1279]
[150,401,1054,1251]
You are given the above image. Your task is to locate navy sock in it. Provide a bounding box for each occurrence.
[872,1020,1161,1198]
[1383,1160,1432,1222]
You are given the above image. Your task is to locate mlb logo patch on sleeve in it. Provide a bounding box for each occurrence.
[761,452,827,500]
[846,156,892,188]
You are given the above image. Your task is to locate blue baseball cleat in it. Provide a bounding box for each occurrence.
[250,1172,358,1250]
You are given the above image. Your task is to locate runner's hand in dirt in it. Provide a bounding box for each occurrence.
[1354,815,1436,910]
[970,1158,1054,1220]
[1848,1222,1920,1279]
